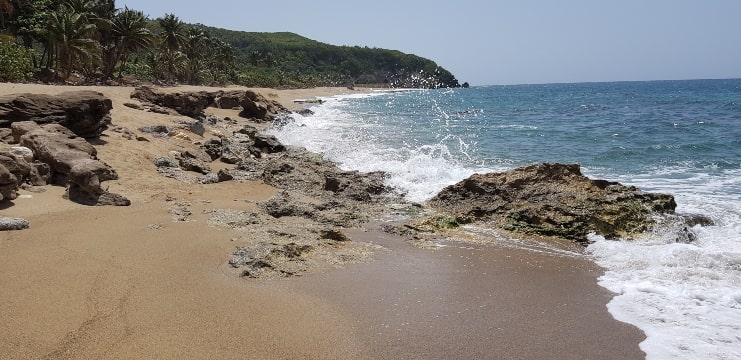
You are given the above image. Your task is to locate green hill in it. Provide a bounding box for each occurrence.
[0,1,462,88]
[188,25,462,88]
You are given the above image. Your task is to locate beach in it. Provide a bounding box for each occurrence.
[0,83,645,359]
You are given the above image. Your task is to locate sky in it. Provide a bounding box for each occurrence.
[117,0,741,86]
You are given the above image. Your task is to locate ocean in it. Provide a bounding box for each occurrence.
[270,79,741,359]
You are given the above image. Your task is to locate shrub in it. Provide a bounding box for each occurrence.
[0,37,34,82]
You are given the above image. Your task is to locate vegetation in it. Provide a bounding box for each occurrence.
[0,0,461,88]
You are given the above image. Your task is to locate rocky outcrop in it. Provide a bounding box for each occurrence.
[130,86,288,121]
[0,91,112,138]
[426,163,677,242]
[238,90,288,121]
[17,123,128,206]
[130,86,211,118]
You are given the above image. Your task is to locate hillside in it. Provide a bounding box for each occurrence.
[0,1,462,88]
[187,25,462,89]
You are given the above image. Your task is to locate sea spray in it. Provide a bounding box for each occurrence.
[271,80,741,359]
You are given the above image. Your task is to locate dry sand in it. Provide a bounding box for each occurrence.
[0,83,645,359]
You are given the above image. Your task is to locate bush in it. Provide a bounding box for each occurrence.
[0,38,34,82]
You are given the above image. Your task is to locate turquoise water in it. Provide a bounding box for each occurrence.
[271,79,741,359]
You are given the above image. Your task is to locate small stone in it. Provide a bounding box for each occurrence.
[0,217,30,231]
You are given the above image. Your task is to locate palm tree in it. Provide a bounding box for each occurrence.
[101,7,153,80]
[44,6,99,79]
[183,26,208,84]
[158,13,184,53]
[153,48,186,83]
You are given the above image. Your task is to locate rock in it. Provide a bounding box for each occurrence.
[202,137,223,160]
[0,152,31,186]
[229,242,314,278]
[139,125,172,135]
[178,149,211,174]
[297,109,314,117]
[200,172,220,184]
[177,118,205,136]
[238,90,289,121]
[0,91,112,138]
[9,146,34,162]
[19,124,97,183]
[123,102,142,110]
[66,158,130,206]
[153,157,178,168]
[0,217,29,231]
[217,169,234,182]
[260,191,317,219]
[213,91,243,109]
[0,164,19,201]
[234,125,258,139]
[131,86,211,118]
[10,121,41,143]
[426,163,677,242]
[0,128,12,143]
[253,134,285,153]
[28,162,51,186]
[319,228,351,242]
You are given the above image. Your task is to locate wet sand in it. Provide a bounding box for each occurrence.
[291,228,646,359]
[0,83,645,359]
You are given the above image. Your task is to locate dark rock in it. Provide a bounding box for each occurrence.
[217,169,234,182]
[238,90,289,121]
[123,102,143,110]
[0,91,112,138]
[427,163,677,242]
[319,228,350,242]
[253,134,285,153]
[177,118,205,136]
[131,86,211,118]
[0,217,29,231]
[234,125,258,139]
[202,137,223,160]
[682,214,715,227]
[260,191,317,219]
[153,157,178,168]
[65,158,129,206]
[178,149,211,174]
[297,109,314,117]
[139,125,172,135]
[213,91,243,109]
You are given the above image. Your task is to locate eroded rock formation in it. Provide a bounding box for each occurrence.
[426,163,677,242]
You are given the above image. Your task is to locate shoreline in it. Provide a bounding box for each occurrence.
[0,83,645,359]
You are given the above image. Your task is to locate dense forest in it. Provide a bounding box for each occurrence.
[0,0,464,88]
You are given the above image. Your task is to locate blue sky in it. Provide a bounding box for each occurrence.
[118,0,741,86]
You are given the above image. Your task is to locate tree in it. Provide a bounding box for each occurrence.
[183,26,207,84]
[101,6,153,80]
[158,13,184,52]
[44,6,99,79]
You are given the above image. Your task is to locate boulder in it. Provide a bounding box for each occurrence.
[10,121,41,143]
[239,90,289,121]
[178,149,212,174]
[0,91,112,138]
[0,164,18,201]
[253,134,285,153]
[427,163,677,242]
[202,137,223,160]
[19,124,97,182]
[131,86,211,118]
[66,158,130,206]
[0,217,29,231]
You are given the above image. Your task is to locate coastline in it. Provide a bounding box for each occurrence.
[0,83,645,359]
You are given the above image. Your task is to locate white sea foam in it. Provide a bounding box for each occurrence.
[271,94,496,202]
[273,92,741,359]
[587,167,741,359]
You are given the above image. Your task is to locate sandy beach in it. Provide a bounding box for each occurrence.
[0,83,645,359]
